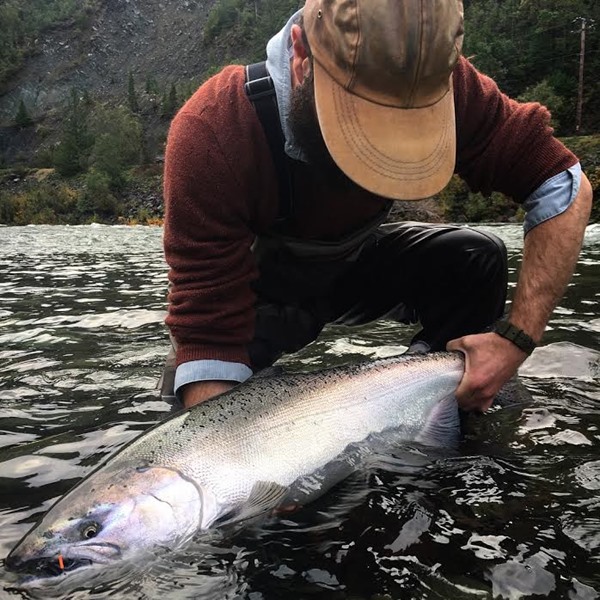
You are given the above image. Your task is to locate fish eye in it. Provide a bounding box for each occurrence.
[81,522,100,540]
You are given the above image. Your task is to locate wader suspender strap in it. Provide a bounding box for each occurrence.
[245,61,293,220]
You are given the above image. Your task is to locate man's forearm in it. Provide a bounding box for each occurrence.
[509,173,592,341]
[181,380,236,408]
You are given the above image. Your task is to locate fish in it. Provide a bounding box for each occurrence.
[5,351,464,582]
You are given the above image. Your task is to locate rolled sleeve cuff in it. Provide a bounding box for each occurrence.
[174,360,253,397]
[523,163,582,234]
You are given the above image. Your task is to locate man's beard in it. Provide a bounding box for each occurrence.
[288,71,358,189]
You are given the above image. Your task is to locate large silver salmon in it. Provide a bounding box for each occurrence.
[6,351,463,580]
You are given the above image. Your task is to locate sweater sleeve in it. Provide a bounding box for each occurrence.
[163,67,277,368]
[453,57,578,202]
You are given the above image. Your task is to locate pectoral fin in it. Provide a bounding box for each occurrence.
[219,481,289,526]
[416,394,460,448]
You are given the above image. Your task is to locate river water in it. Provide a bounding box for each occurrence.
[0,223,599,600]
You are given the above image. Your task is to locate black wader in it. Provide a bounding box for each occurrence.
[248,220,507,371]
[159,219,507,400]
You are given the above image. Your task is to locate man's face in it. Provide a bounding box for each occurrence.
[288,65,356,188]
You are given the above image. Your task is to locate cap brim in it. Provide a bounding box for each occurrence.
[313,60,456,201]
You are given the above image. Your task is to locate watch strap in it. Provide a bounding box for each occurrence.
[493,320,537,355]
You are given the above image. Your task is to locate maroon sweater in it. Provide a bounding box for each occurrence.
[163,57,577,368]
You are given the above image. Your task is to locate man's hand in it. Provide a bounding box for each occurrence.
[449,172,592,412]
[181,380,236,409]
[447,332,528,412]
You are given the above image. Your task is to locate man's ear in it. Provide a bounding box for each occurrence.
[290,24,311,87]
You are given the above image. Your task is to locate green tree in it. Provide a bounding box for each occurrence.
[145,74,159,96]
[53,89,94,176]
[169,83,178,114]
[89,105,142,188]
[204,0,244,42]
[161,83,178,118]
[464,0,600,134]
[203,0,300,61]
[15,98,33,128]
[518,80,564,131]
[0,190,16,224]
[79,168,120,218]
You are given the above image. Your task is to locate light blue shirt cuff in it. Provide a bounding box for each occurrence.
[523,163,582,234]
[174,360,253,396]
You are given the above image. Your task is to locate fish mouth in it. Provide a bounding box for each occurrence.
[6,541,122,580]
[6,555,93,578]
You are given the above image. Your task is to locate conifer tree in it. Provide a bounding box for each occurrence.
[168,83,178,114]
[145,74,159,96]
[161,83,178,118]
[15,98,32,128]
[53,89,93,177]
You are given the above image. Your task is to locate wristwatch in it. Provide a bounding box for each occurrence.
[493,320,537,355]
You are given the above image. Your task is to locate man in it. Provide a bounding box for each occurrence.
[163,0,592,412]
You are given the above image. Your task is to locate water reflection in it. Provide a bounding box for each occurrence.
[0,224,599,598]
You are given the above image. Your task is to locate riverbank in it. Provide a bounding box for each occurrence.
[0,164,164,225]
[1,134,599,226]
[0,166,509,226]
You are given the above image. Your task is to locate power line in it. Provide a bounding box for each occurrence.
[465,19,597,42]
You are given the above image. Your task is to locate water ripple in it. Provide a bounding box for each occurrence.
[0,224,599,598]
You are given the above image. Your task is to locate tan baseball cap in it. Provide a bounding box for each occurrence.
[303,0,464,200]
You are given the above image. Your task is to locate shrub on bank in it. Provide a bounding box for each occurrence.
[437,135,600,223]
[78,168,122,219]
[1,135,598,226]
[0,166,163,225]
[0,180,79,225]
[438,176,522,223]
[586,166,600,223]
[561,136,600,223]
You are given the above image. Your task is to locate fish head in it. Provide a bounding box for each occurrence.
[5,462,202,580]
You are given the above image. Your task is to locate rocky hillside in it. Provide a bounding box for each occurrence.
[0,0,220,124]
[0,0,303,169]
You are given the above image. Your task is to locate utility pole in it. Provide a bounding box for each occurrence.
[573,17,595,133]
[575,17,587,133]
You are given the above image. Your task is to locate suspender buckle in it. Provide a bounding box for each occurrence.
[244,75,276,101]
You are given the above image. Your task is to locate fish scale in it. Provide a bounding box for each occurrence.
[6,351,464,582]
[117,352,464,516]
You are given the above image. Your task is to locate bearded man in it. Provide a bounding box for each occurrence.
[162,0,592,411]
